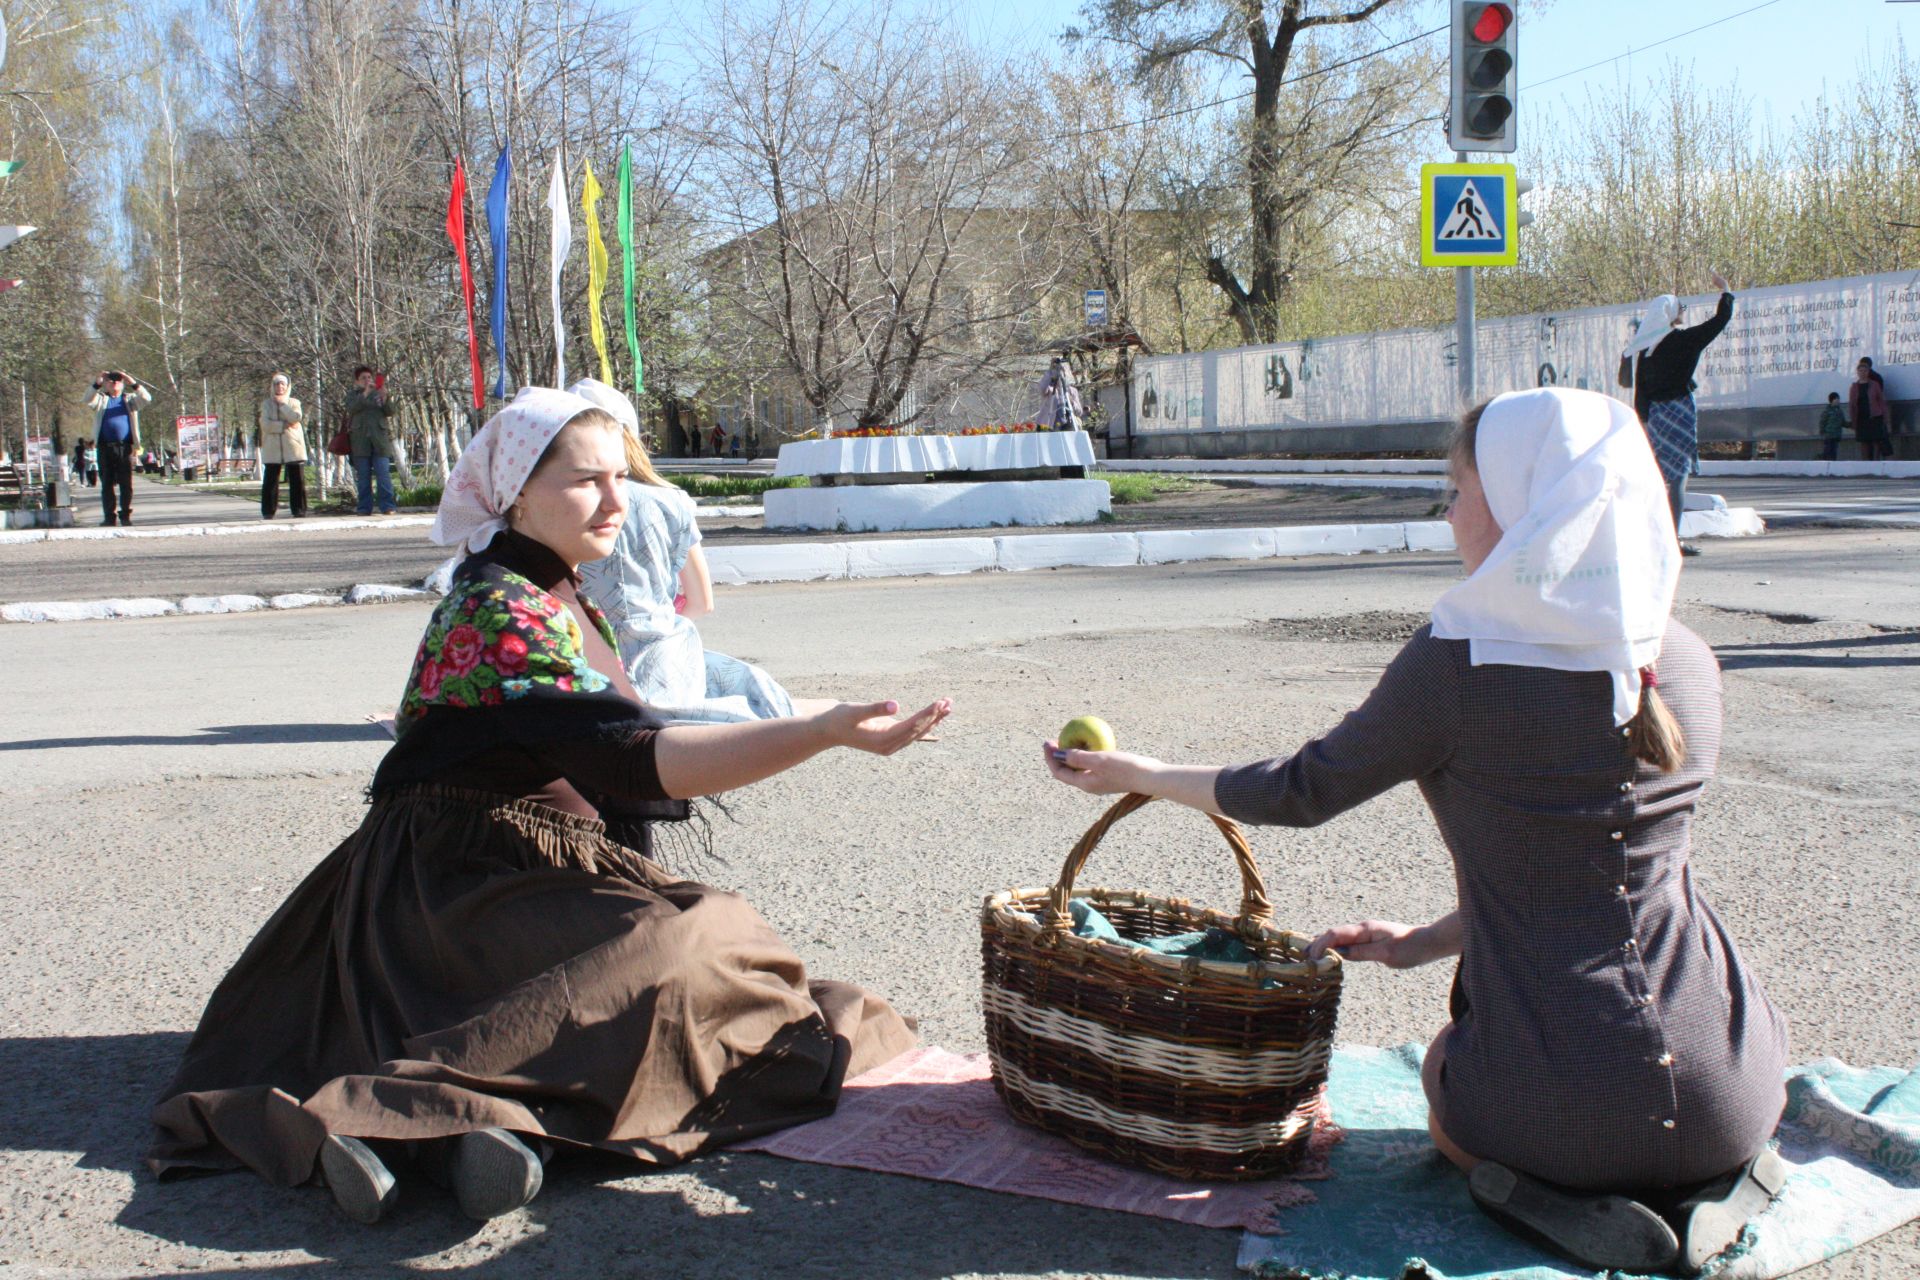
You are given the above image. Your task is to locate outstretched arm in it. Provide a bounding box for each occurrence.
[1306,910,1461,966]
[1043,631,1461,827]
[656,697,950,799]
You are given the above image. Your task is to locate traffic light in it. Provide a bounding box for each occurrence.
[1449,2,1516,154]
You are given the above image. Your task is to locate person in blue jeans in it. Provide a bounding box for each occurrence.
[344,365,398,515]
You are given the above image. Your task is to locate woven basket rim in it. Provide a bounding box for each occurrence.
[982,883,1341,983]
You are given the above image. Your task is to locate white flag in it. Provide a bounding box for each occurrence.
[546,153,571,387]
[0,225,35,254]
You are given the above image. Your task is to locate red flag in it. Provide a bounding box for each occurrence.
[446,158,484,411]
[0,279,20,294]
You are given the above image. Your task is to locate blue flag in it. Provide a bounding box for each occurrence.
[485,144,513,399]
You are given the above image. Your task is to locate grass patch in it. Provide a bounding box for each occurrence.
[664,474,806,499]
[1103,472,1218,505]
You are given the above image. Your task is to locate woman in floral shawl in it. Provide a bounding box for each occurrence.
[149,388,947,1225]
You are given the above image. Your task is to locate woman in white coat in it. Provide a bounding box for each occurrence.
[258,373,308,519]
[569,379,819,723]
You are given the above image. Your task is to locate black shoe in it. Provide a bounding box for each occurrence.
[319,1134,398,1224]
[119,514,132,526]
[1469,1162,1679,1272]
[101,516,117,527]
[1679,543,1702,557]
[451,1128,544,1220]
[1675,1148,1787,1272]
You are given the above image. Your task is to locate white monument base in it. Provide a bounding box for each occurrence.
[764,478,1111,533]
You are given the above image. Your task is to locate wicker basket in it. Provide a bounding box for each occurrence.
[979,792,1342,1181]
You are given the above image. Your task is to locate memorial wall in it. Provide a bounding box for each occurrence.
[1129,270,1917,437]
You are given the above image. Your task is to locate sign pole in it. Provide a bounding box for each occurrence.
[1453,149,1475,409]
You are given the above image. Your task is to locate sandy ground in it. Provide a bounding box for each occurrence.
[1,527,1916,1278]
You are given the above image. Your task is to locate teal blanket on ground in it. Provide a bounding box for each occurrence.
[1068,899,1256,964]
[1238,1044,1920,1279]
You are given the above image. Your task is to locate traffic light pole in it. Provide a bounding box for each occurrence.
[1453,150,1476,409]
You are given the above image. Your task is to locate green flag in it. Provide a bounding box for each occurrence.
[0,161,21,178]
[617,144,643,394]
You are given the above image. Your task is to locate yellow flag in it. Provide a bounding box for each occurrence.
[581,159,613,383]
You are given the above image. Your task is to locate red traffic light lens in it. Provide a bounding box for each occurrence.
[1472,3,1513,43]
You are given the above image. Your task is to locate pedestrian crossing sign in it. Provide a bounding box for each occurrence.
[1420,162,1518,267]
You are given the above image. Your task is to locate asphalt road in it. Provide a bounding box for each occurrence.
[4,472,1914,606]
[1,528,1916,1277]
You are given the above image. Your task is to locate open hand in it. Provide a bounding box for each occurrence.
[1710,270,1730,293]
[1042,741,1157,796]
[822,697,950,755]
[1306,919,1430,967]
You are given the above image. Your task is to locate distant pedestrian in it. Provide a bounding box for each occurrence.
[258,373,309,519]
[86,370,152,527]
[1619,272,1734,556]
[344,365,398,515]
[1849,357,1892,462]
[1036,355,1085,432]
[710,423,726,457]
[1817,392,1847,462]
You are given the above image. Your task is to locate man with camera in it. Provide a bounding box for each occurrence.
[87,371,153,527]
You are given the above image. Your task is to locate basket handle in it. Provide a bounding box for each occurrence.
[1042,792,1274,934]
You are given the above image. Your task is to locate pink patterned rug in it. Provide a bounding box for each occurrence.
[735,1046,1341,1230]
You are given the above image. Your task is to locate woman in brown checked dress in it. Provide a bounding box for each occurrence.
[151,388,946,1223]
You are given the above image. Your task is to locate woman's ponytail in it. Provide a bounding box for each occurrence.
[1625,666,1686,772]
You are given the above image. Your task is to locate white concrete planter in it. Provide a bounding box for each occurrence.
[763,479,1112,533]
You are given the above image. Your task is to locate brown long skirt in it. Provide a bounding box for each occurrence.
[148,785,916,1185]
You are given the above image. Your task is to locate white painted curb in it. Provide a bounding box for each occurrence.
[0,514,435,546]
[847,537,998,579]
[1104,457,1920,479]
[2,510,1767,623]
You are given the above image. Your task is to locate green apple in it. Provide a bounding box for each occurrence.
[1057,715,1118,754]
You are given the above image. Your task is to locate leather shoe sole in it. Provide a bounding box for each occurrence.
[1678,1148,1788,1271]
[319,1134,397,1225]
[452,1128,544,1221]
[1469,1161,1679,1272]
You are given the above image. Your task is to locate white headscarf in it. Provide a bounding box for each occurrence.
[567,378,639,436]
[1430,387,1680,725]
[432,386,600,553]
[1622,294,1680,360]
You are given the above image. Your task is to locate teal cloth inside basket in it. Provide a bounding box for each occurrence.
[1068,898,1257,964]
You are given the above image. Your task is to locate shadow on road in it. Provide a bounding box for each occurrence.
[0,722,392,751]
[0,1030,1230,1277]
[1716,631,1920,672]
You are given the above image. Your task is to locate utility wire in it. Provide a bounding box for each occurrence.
[1522,0,1787,91]
[1048,23,1446,141]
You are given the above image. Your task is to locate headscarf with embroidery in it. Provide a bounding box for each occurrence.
[433,386,602,554]
[1430,387,1680,726]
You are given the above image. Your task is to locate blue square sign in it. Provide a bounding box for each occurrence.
[1420,163,1518,267]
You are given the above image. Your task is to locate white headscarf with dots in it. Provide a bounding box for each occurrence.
[431,386,600,553]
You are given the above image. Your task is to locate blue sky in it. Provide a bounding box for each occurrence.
[752,0,1916,148]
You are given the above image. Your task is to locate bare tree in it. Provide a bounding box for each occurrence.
[698,0,1056,433]
[1073,0,1441,342]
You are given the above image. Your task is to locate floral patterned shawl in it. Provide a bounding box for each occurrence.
[371,542,665,798]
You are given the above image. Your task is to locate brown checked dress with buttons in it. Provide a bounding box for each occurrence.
[1213,619,1788,1193]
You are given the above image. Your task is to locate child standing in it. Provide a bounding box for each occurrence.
[1818,392,1847,462]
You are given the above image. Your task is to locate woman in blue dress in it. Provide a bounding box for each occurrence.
[570,380,813,723]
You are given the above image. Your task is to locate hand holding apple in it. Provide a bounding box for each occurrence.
[1056,715,1117,755]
